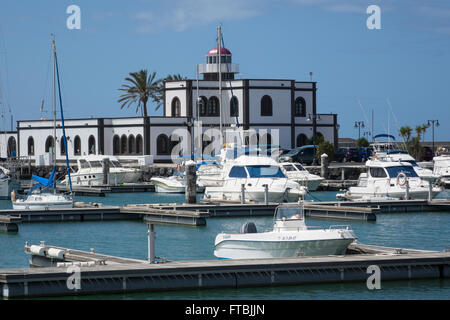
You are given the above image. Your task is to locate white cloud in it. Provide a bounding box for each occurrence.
[134,0,263,33]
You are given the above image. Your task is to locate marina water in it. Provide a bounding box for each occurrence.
[1,191,449,299]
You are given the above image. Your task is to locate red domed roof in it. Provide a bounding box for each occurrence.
[206,47,231,55]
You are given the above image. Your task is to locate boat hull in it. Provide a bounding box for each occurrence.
[12,200,73,210]
[214,235,355,259]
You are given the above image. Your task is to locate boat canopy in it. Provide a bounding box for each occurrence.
[32,167,56,188]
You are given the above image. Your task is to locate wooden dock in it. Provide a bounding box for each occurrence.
[1,242,449,298]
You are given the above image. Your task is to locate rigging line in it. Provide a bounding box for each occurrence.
[0,24,11,110]
[356,98,370,126]
[386,97,406,149]
[220,34,240,128]
[55,49,73,193]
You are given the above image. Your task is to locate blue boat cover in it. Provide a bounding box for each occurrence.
[32,167,56,188]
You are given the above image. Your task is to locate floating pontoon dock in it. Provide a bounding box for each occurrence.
[1,242,449,298]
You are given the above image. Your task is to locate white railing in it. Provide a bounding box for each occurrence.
[198,63,239,74]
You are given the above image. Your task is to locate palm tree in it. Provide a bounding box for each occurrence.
[118,69,161,117]
[399,126,412,143]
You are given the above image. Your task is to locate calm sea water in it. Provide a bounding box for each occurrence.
[1,191,449,300]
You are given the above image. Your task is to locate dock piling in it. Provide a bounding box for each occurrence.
[320,153,329,179]
[185,162,197,204]
[241,184,246,204]
[102,158,110,185]
[263,184,269,205]
[147,224,155,264]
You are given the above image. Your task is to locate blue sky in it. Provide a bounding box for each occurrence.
[0,0,449,141]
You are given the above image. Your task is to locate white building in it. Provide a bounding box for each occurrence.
[7,40,338,164]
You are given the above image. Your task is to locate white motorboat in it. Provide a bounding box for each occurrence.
[0,166,21,200]
[203,155,307,203]
[279,162,324,191]
[336,159,442,200]
[214,203,357,259]
[150,175,185,193]
[433,154,450,188]
[372,144,438,183]
[60,155,142,187]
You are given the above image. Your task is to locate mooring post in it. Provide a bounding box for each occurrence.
[341,168,345,180]
[147,223,155,264]
[263,184,269,205]
[102,158,110,185]
[405,179,410,200]
[320,153,329,179]
[241,184,246,204]
[185,161,197,204]
[428,182,433,202]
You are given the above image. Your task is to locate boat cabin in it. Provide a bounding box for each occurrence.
[273,204,306,231]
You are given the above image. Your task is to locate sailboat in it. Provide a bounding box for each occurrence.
[12,38,73,210]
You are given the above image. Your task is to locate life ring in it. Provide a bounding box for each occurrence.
[397,172,407,186]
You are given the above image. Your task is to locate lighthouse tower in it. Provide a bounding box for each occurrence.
[198,43,239,80]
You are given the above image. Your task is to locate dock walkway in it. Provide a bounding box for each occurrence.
[1,242,449,298]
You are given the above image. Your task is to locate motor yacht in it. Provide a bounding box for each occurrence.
[433,154,450,188]
[372,144,438,183]
[61,155,142,186]
[214,203,357,259]
[279,162,324,191]
[336,159,442,200]
[203,155,307,203]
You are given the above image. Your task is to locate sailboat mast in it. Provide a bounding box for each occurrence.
[52,38,57,194]
[217,25,222,138]
[52,39,57,167]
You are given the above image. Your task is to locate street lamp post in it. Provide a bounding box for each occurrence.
[427,120,439,156]
[354,121,365,139]
[306,113,321,165]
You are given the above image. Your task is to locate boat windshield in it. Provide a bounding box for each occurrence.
[79,160,89,169]
[109,160,122,168]
[286,148,301,156]
[294,163,306,171]
[89,161,102,168]
[385,166,418,178]
[281,164,297,172]
[275,206,304,220]
[246,165,286,178]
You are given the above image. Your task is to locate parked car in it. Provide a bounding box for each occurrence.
[279,145,318,165]
[359,146,373,162]
[339,147,362,162]
[422,146,433,161]
[334,148,346,162]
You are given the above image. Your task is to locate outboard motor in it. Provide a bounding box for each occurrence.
[240,222,257,234]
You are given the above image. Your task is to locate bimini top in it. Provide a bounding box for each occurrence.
[207,47,231,55]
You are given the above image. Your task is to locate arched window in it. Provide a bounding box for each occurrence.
[120,135,127,154]
[171,97,181,117]
[74,136,81,156]
[60,138,66,156]
[128,135,135,154]
[113,135,120,155]
[230,96,239,117]
[261,95,273,116]
[198,96,207,116]
[136,135,143,155]
[157,134,170,155]
[45,136,55,153]
[88,135,96,155]
[296,134,307,147]
[295,97,306,117]
[7,137,16,157]
[28,137,35,155]
[207,96,219,116]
